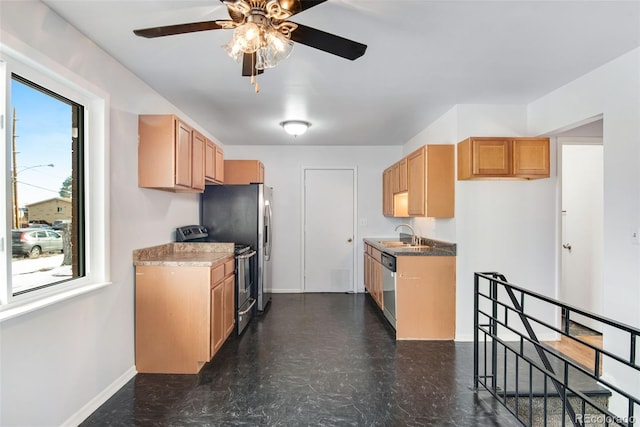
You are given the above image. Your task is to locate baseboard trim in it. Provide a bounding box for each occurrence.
[61,366,137,427]
[269,290,367,294]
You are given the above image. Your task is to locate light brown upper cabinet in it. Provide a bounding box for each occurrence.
[406,145,455,217]
[224,160,264,184]
[457,137,550,180]
[138,114,207,192]
[397,158,408,193]
[191,131,206,191]
[382,167,394,216]
[392,158,408,194]
[205,139,224,184]
[383,145,454,218]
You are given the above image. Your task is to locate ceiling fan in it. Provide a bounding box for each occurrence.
[133,0,367,77]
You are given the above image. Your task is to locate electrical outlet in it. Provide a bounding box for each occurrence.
[359,218,368,227]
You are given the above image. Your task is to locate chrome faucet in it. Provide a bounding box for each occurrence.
[395,223,418,245]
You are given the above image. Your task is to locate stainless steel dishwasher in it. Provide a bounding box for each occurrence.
[381,252,397,329]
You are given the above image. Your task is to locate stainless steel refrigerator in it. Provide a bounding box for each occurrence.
[200,184,272,312]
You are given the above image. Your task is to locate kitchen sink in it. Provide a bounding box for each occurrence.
[378,241,433,250]
[378,241,410,247]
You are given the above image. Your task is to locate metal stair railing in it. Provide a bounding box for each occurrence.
[473,272,640,427]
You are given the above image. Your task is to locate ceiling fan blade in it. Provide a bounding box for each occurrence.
[290,23,367,60]
[298,0,328,12]
[242,53,265,77]
[280,0,328,16]
[133,21,224,38]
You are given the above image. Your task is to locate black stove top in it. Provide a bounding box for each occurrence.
[176,225,251,255]
[234,244,251,255]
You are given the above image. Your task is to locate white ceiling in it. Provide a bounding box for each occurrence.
[42,0,640,146]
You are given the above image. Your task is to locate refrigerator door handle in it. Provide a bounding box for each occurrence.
[265,202,272,261]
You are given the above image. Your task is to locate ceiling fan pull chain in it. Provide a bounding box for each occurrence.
[251,53,260,93]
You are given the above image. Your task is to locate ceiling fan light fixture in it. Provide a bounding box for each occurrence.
[256,28,294,69]
[281,120,311,137]
[225,21,295,71]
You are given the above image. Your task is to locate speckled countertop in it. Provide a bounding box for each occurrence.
[364,234,456,256]
[133,243,234,267]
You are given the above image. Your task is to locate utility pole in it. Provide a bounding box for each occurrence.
[11,108,19,229]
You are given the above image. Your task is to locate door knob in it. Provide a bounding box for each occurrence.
[562,243,572,251]
[347,238,353,243]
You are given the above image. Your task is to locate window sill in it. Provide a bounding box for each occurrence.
[0,281,112,323]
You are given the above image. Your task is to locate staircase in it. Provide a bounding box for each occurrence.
[473,272,639,427]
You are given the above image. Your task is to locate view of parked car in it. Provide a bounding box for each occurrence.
[52,219,71,230]
[12,228,64,258]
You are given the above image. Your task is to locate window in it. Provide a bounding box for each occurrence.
[1,44,109,320]
[9,74,85,294]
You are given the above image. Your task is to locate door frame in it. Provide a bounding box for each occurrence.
[300,166,358,293]
[556,136,604,329]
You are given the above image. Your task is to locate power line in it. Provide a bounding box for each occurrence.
[16,180,59,194]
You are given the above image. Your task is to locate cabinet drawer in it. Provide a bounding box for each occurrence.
[371,248,382,263]
[211,264,225,286]
[224,257,235,276]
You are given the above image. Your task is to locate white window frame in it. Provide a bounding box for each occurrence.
[0,40,110,322]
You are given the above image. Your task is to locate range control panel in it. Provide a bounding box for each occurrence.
[175,225,208,242]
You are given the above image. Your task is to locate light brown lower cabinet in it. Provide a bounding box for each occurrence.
[395,256,456,340]
[363,244,383,309]
[363,242,456,340]
[135,257,235,374]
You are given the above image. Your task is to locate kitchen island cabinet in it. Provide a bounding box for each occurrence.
[395,255,456,340]
[363,238,456,340]
[133,243,235,374]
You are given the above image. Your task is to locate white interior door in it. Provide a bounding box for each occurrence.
[304,168,355,292]
[560,142,604,331]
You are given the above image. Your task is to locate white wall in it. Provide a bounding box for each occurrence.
[1,1,637,423]
[224,145,404,293]
[0,2,213,425]
[402,104,557,341]
[528,47,640,415]
[403,107,459,242]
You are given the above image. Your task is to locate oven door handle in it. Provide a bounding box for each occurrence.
[238,298,257,316]
[237,250,257,260]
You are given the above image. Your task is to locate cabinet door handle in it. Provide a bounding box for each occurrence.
[347,238,353,243]
[562,243,572,251]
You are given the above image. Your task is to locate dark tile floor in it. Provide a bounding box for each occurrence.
[81,294,521,426]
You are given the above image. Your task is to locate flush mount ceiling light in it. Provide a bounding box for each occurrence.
[280,120,310,137]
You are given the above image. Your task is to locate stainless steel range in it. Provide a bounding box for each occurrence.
[176,225,256,335]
